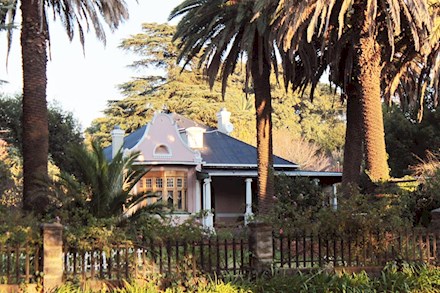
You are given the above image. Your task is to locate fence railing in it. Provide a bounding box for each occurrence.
[64,237,250,281]
[272,230,439,269]
[61,229,440,281]
[0,244,42,284]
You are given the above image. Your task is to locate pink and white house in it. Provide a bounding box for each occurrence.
[104,109,341,229]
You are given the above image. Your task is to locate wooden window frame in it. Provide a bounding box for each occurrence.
[139,171,187,211]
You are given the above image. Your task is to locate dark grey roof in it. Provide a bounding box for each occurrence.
[104,113,297,169]
[103,125,147,161]
[200,131,296,167]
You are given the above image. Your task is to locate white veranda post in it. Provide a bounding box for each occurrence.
[245,178,253,225]
[203,178,214,230]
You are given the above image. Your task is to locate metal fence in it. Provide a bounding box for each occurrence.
[272,230,438,268]
[0,244,42,284]
[62,229,440,281]
[64,237,250,281]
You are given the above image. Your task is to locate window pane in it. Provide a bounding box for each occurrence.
[139,179,144,189]
[167,191,174,207]
[167,178,174,188]
[146,178,152,188]
[156,178,163,188]
[177,178,183,188]
[177,190,183,210]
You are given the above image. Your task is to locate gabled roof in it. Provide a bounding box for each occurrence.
[104,112,298,169]
[103,125,148,161]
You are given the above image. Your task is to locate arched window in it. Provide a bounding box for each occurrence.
[153,144,172,157]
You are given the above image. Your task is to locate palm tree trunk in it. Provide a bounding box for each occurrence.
[356,3,390,182]
[251,36,274,215]
[21,0,50,213]
[342,83,363,190]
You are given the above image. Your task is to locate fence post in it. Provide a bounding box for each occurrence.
[430,208,440,230]
[430,208,440,262]
[41,223,63,292]
[248,222,273,273]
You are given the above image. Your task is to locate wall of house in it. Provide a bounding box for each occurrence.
[133,165,198,214]
[212,177,247,225]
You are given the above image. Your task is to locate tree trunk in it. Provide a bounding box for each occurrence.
[251,36,274,216]
[357,10,390,182]
[21,0,50,213]
[342,83,364,190]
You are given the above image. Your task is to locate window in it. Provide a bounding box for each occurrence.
[153,144,171,157]
[138,171,187,211]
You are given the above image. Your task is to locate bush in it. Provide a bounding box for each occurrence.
[269,176,411,237]
[0,206,40,245]
[270,176,325,233]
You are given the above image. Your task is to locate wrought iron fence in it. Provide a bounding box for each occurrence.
[272,230,438,268]
[64,237,250,281]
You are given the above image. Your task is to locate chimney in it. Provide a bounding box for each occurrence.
[111,125,125,159]
[216,108,234,135]
[186,127,205,149]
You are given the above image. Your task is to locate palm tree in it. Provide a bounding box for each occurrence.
[270,0,433,183]
[65,139,154,218]
[170,0,280,214]
[383,1,440,121]
[2,0,128,214]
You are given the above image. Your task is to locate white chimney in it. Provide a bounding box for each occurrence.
[186,127,205,149]
[216,108,234,135]
[111,125,125,159]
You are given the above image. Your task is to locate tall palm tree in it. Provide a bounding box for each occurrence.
[2,0,128,214]
[170,0,280,214]
[270,0,433,183]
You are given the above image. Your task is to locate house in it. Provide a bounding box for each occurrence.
[104,109,341,229]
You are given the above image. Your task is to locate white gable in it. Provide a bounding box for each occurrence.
[128,112,202,164]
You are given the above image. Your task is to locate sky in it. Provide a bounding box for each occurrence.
[0,0,182,129]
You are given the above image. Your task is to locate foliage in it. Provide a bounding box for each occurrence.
[404,168,440,227]
[384,104,440,177]
[270,176,412,237]
[0,140,22,206]
[0,95,83,174]
[52,262,440,292]
[270,176,326,233]
[317,190,411,237]
[60,139,152,218]
[250,263,440,293]
[0,206,40,245]
[124,214,207,243]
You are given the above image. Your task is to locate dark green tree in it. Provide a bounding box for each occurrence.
[384,104,440,178]
[0,95,83,174]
